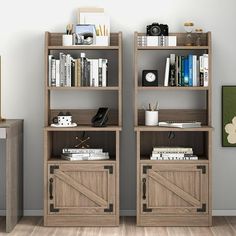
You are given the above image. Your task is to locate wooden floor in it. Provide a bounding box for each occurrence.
[1,216,236,236]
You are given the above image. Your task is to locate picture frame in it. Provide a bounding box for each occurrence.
[222,86,236,147]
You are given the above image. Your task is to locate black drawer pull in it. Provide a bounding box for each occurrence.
[49,178,53,200]
[142,178,146,200]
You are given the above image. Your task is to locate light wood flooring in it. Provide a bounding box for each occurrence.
[1,216,236,236]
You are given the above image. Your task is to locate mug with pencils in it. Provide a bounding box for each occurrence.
[144,102,159,126]
[62,24,73,46]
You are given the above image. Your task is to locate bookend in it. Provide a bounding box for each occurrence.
[91,107,109,127]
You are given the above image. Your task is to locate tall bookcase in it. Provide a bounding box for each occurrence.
[44,32,122,226]
[134,32,212,226]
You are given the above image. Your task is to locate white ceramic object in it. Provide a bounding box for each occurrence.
[145,111,159,126]
[62,35,73,46]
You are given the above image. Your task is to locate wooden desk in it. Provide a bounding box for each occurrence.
[0,119,23,232]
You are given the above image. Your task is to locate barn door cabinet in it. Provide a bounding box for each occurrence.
[44,32,122,226]
[134,32,212,226]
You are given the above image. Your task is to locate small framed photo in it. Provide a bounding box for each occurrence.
[222,86,236,147]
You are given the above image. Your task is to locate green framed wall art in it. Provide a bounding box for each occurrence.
[222,86,236,147]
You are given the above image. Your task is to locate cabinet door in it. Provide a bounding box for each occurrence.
[48,163,115,215]
[141,164,208,215]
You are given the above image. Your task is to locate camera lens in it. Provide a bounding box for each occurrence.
[151,26,161,36]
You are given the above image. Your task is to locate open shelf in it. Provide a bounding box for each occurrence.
[140,158,209,164]
[48,157,116,164]
[47,86,119,91]
[47,32,121,47]
[45,125,121,132]
[135,125,213,132]
[137,46,209,50]
[137,86,209,91]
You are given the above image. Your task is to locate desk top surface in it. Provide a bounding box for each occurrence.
[0,119,23,128]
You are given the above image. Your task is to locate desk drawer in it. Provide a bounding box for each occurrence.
[0,128,6,139]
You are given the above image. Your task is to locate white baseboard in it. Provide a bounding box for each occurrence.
[1,209,236,217]
[212,210,236,216]
[120,210,136,216]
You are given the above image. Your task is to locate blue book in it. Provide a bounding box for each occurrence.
[188,54,193,86]
[184,57,189,86]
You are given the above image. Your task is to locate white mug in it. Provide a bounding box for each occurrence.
[57,116,72,126]
[145,111,159,126]
[62,34,73,46]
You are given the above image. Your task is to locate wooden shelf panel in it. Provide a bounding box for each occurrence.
[137,86,209,91]
[45,125,122,132]
[48,46,119,50]
[47,32,121,47]
[135,125,213,132]
[137,46,209,50]
[139,159,209,164]
[47,86,119,91]
[48,157,116,164]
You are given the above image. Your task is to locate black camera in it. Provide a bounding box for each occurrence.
[147,23,169,36]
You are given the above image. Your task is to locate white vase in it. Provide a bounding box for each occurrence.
[145,111,159,126]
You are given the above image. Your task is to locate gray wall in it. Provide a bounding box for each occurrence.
[0,0,236,214]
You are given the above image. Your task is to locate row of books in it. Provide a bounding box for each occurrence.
[150,147,198,160]
[137,36,177,47]
[61,148,109,161]
[48,53,108,87]
[164,54,208,87]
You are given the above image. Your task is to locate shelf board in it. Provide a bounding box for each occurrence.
[135,125,213,132]
[137,86,209,91]
[48,46,119,50]
[45,125,122,132]
[139,159,209,164]
[48,158,116,164]
[47,86,119,91]
[137,46,209,50]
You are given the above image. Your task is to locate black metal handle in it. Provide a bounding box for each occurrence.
[142,178,146,200]
[49,178,53,200]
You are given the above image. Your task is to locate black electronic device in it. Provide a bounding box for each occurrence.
[142,70,158,86]
[91,107,109,127]
[146,23,168,36]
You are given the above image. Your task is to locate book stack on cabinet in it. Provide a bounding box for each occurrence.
[134,32,212,226]
[44,32,122,226]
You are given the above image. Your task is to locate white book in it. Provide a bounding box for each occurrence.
[102,59,108,87]
[93,59,99,87]
[65,54,71,87]
[164,57,170,86]
[168,36,177,46]
[153,147,193,153]
[203,54,208,87]
[147,36,159,46]
[62,148,103,154]
[192,55,197,86]
[55,60,60,87]
[158,121,201,128]
[62,155,109,161]
[199,55,204,86]
[48,55,53,86]
[51,58,56,87]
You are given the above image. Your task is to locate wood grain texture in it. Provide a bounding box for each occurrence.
[2,120,24,233]
[1,216,235,235]
[211,217,236,236]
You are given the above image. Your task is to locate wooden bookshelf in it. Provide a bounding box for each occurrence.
[134,32,212,226]
[44,32,122,226]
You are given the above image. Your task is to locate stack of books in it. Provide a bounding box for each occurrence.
[48,52,108,87]
[158,121,201,128]
[150,147,198,160]
[164,53,208,87]
[61,148,109,161]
